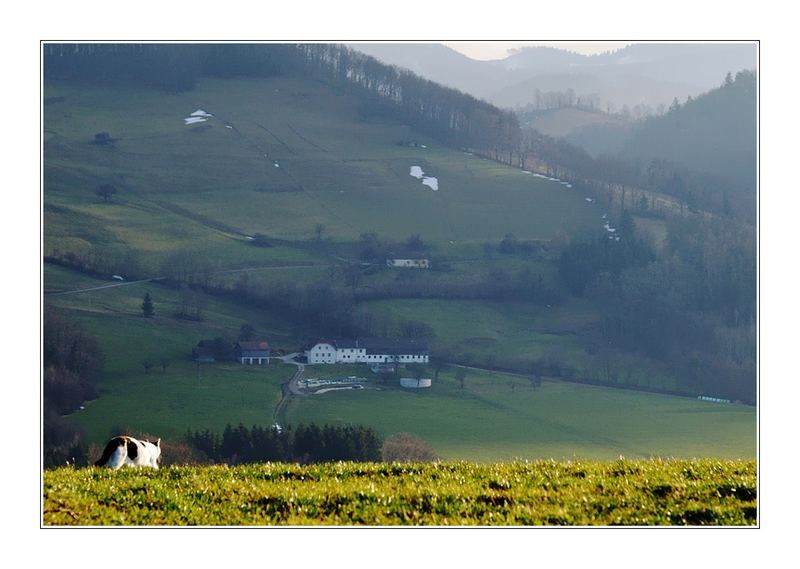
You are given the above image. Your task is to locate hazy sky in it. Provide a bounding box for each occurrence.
[444,42,630,60]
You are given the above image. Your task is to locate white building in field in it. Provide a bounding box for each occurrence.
[305,337,429,365]
[386,259,430,269]
[400,377,432,389]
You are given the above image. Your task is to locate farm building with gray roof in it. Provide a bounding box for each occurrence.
[305,337,429,365]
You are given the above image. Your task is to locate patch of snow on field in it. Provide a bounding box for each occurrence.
[422,177,439,191]
[528,171,573,189]
[410,165,438,190]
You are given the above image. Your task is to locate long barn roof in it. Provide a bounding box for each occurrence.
[314,337,429,354]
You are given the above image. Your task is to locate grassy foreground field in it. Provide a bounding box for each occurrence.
[43,459,756,526]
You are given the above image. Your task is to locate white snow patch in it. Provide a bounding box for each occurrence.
[422,177,439,191]
[184,117,208,125]
[410,165,438,190]
[534,173,559,182]
[529,172,572,189]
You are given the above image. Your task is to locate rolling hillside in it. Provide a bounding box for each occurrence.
[44,75,600,270]
[43,46,755,464]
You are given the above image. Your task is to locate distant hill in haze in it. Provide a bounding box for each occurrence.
[347,43,509,100]
[349,42,757,112]
[489,70,698,112]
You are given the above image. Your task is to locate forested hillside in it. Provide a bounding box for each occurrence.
[620,70,756,200]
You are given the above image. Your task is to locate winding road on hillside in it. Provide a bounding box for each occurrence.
[44,276,166,296]
[272,353,306,426]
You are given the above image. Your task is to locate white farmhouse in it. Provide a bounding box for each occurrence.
[386,259,430,269]
[305,337,429,365]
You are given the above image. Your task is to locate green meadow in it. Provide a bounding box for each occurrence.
[43,459,757,526]
[285,366,755,462]
[46,264,294,444]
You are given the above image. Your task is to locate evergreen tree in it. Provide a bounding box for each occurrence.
[95,184,117,202]
[141,292,155,318]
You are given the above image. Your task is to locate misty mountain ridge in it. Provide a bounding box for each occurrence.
[350,42,756,110]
